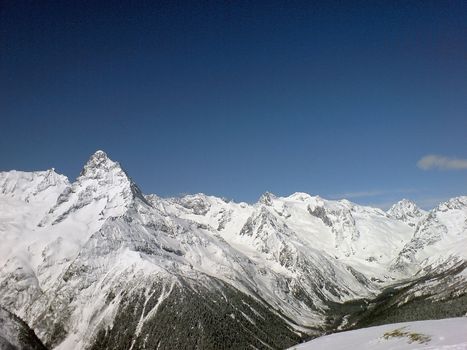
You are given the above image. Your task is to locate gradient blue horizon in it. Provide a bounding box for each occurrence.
[1,1,466,209]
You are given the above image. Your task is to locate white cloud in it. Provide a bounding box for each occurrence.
[417,155,467,170]
[333,190,388,199]
[330,188,417,199]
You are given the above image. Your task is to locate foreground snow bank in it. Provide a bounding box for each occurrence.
[290,317,467,350]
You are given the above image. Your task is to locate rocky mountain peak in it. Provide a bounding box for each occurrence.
[77,150,145,197]
[80,150,120,178]
[39,151,147,227]
[259,191,275,206]
[388,199,426,227]
[388,199,421,215]
[436,196,467,211]
[76,150,146,200]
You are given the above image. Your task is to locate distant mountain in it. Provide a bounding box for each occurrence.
[387,199,427,227]
[0,151,466,349]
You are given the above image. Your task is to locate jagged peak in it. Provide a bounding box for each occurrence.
[77,150,147,201]
[259,191,276,206]
[436,196,467,211]
[77,150,143,196]
[92,149,107,157]
[387,198,426,227]
[388,199,422,215]
[40,151,149,226]
[79,150,118,177]
[87,150,110,165]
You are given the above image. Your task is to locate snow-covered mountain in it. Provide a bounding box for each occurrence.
[0,150,466,349]
[387,199,427,227]
[392,196,467,273]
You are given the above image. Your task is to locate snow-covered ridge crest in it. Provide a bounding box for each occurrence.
[0,168,69,202]
[80,150,124,180]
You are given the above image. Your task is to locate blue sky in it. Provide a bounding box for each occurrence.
[1,1,466,209]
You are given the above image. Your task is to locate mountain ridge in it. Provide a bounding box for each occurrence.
[0,150,466,349]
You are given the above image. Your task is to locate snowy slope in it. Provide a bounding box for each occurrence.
[0,169,69,266]
[0,150,466,349]
[289,317,467,350]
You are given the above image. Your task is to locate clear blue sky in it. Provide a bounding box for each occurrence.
[1,1,466,209]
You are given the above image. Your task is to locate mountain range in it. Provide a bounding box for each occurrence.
[0,150,466,349]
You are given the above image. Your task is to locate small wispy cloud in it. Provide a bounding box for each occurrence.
[365,200,401,211]
[334,190,388,199]
[368,196,451,211]
[329,188,417,200]
[417,155,467,171]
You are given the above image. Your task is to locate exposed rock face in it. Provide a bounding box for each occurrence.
[0,306,47,350]
[308,205,332,226]
[174,194,211,215]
